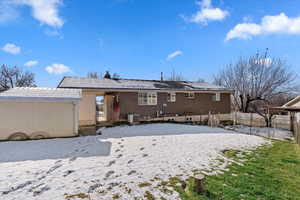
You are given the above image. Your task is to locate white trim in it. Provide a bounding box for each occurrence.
[185,92,195,99]
[167,92,176,102]
[0,97,81,102]
[212,92,221,101]
[138,92,157,105]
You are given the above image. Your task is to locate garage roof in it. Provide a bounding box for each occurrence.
[0,87,82,102]
[58,77,234,92]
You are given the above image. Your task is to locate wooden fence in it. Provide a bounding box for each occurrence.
[150,112,290,130]
[232,112,290,130]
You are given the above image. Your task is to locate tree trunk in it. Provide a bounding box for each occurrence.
[264,117,269,127]
[191,175,206,194]
[245,95,253,113]
[264,116,272,127]
[239,95,244,112]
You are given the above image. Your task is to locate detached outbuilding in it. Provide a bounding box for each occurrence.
[0,87,81,141]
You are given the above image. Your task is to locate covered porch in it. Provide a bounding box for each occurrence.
[79,89,121,126]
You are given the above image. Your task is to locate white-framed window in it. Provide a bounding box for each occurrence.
[167,92,176,102]
[138,93,148,105]
[138,92,157,105]
[212,92,221,101]
[185,92,195,99]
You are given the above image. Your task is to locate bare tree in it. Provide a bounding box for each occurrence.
[167,69,185,81]
[214,49,298,127]
[87,72,100,79]
[0,65,36,90]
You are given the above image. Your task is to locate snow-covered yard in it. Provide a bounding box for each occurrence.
[0,124,269,200]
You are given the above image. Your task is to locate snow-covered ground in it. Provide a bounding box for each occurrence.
[225,125,293,140]
[0,124,268,200]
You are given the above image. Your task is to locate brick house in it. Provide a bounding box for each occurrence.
[58,77,234,126]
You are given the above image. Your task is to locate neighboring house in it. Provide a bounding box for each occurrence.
[283,96,300,144]
[0,87,81,140]
[269,95,300,132]
[283,96,300,108]
[282,95,300,129]
[58,77,234,126]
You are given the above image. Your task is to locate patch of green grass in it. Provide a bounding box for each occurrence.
[168,177,182,185]
[65,193,89,200]
[138,182,152,188]
[159,187,173,195]
[169,141,300,200]
[144,191,155,200]
[222,149,241,159]
[112,193,121,199]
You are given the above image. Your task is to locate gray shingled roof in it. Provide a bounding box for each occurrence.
[0,87,82,102]
[58,77,232,92]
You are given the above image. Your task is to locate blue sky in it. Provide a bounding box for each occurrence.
[0,0,300,87]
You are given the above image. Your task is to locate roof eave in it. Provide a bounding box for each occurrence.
[283,96,300,107]
[58,86,234,93]
[0,97,81,102]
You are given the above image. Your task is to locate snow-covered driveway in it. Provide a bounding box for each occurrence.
[0,124,268,200]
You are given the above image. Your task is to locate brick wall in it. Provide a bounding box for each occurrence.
[117,92,231,120]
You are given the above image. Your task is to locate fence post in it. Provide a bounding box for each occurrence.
[208,111,211,127]
[294,121,300,145]
[272,118,276,138]
[234,111,237,126]
[290,112,295,133]
[250,113,253,135]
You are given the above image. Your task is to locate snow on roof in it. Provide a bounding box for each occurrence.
[0,87,82,102]
[58,77,232,92]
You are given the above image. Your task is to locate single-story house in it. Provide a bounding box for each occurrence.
[58,77,234,126]
[0,87,81,140]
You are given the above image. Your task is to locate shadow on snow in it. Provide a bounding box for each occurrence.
[0,123,234,163]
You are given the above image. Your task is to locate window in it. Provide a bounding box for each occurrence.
[138,93,148,105]
[167,92,176,102]
[185,92,195,99]
[212,92,221,101]
[138,92,157,105]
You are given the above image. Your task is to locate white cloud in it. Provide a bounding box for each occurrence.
[24,60,38,67]
[12,0,64,28]
[186,0,229,25]
[226,13,300,41]
[166,50,183,61]
[2,43,21,54]
[226,23,262,40]
[45,63,71,75]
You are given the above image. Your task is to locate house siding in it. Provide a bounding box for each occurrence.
[117,92,231,120]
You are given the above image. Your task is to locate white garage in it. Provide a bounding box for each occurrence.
[0,87,82,141]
